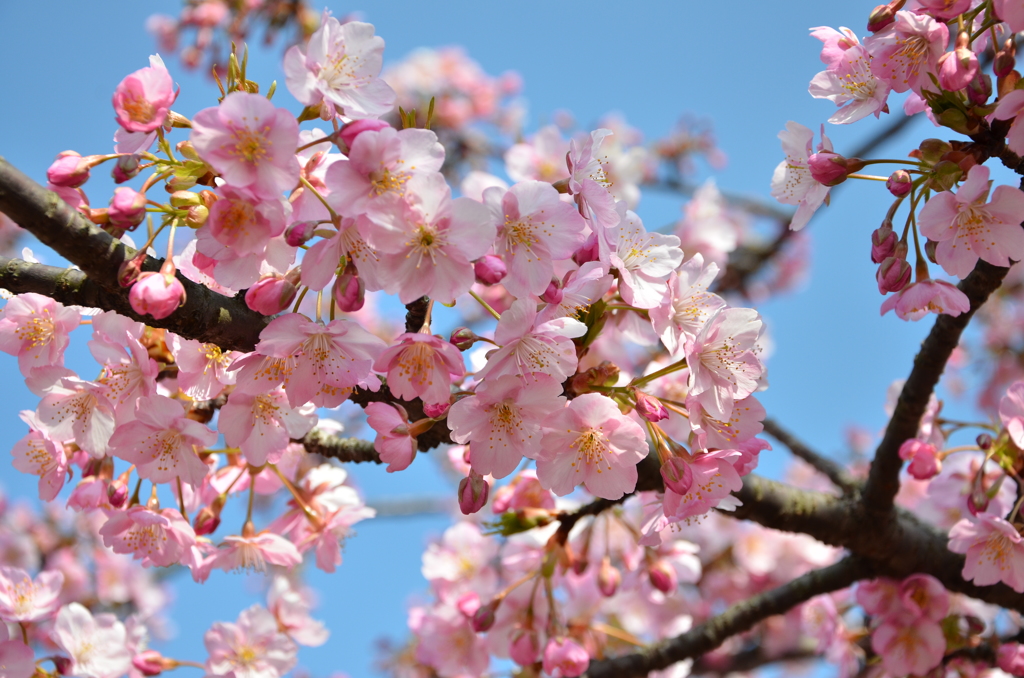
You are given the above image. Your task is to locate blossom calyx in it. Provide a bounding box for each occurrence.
[807,152,864,186]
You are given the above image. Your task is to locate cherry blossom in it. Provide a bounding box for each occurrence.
[52,603,133,678]
[0,293,80,376]
[475,298,585,384]
[11,410,68,501]
[808,26,889,124]
[0,567,64,622]
[267,576,329,647]
[770,122,832,231]
[686,307,765,421]
[880,278,971,320]
[36,376,116,459]
[606,210,684,309]
[218,389,317,466]
[166,335,241,401]
[112,54,177,134]
[204,605,298,678]
[365,402,417,472]
[205,531,303,577]
[373,333,465,406]
[948,513,1024,592]
[863,11,948,94]
[98,505,197,568]
[650,254,725,355]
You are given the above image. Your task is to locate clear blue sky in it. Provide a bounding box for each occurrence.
[0,1,989,676]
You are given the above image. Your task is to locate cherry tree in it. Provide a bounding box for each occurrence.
[5,1,1024,677]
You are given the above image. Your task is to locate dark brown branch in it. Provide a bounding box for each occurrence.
[300,428,381,464]
[861,260,1009,515]
[582,557,867,678]
[691,647,817,675]
[0,157,269,352]
[762,418,858,494]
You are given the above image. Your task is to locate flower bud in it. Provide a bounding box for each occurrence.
[996,39,1018,78]
[871,224,896,263]
[925,239,939,264]
[285,220,318,247]
[572,233,601,267]
[634,389,669,422]
[660,457,694,496]
[245,275,297,316]
[541,279,564,305]
[474,255,507,285]
[449,327,479,351]
[118,256,145,287]
[176,140,201,162]
[543,638,590,678]
[108,187,148,230]
[510,629,541,666]
[53,656,73,675]
[458,470,490,515]
[876,257,911,294]
[47,151,92,188]
[471,598,500,633]
[885,170,912,198]
[937,32,978,92]
[332,267,365,313]
[423,401,450,418]
[977,433,993,450]
[648,559,678,594]
[113,154,141,183]
[129,269,186,320]
[169,190,201,208]
[132,651,168,677]
[867,0,904,32]
[107,480,128,509]
[338,118,391,152]
[597,556,621,597]
[966,73,992,107]
[185,204,209,228]
[807,151,852,186]
[898,439,941,480]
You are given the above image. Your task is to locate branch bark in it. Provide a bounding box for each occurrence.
[582,557,867,678]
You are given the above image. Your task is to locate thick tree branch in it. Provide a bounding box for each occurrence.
[0,158,269,351]
[300,429,381,464]
[861,260,1009,515]
[582,557,867,678]
[761,418,858,494]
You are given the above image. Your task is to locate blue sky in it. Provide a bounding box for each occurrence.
[0,0,993,676]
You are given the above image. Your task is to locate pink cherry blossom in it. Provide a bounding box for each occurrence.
[535,261,613,325]
[993,90,1024,157]
[205,185,289,255]
[283,17,395,119]
[0,566,64,622]
[880,278,970,321]
[167,334,241,401]
[324,127,444,217]
[98,505,197,568]
[948,513,1024,591]
[567,129,620,231]
[998,643,1024,675]
[899,438,941,479]
[448,374,566,479]
[606,210,684,309]
[52,603,133,678]
[505,125,570,183]
[205,531,303,576]
[219,388,317,467]
[11,410,68,501]
[413,602,490,677]
[864,11,948,94]
[918,165,1024,277]
[770,122,832,231]
[108,394,217,488]
[650,254,726,355]
[662,450,745,521]
[365,402,417,472]
[112,54,177,133]
[475,298,585,384]
[994,0,1024,32]
[267,576,329,647]
[484,180,586,298]
[686,394,766,450]
[871,617,945,677]
[1001,380,1024,450]
[0,636,33,678]
[36,376,116,459]
[808,27,890,124]
[543,637,590,677]
[536,393,648,499]
[686,307,764,421]
[129,270,185,320]
[254,313,386,408]
[190,91,300,197]
[300,217,384,293]
[0,293,81,376]
[365,173,495,304]
[204,604,298,678]
[373,333,465,406]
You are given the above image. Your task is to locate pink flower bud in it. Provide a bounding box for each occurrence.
[660,457,693,496]
[808,151,851,186]
[47,151,92,188]
[572,233,600,267]
[967,73,992,106]
[510,629,541,666]
[876,257,911,294]
[541,279,564,305]
[886,170,912,198]
[455,591,481,617]
[332,268,365,313]
[634,390,669,422]
[113,154,141,183]
[338,119,391,151]
[185,205,209,228]
[474,255,507,285]
[107,480,128,508]
[937,32,978,92]
[458,471,490,515]
[542,637,590,678]
[871,224,897,263]
[998,643,1024,676]
[108,187,147,230]
[285,220,318,247]
[423,401,450,418]
[597,556,620,597]
[995,39,1017,78]
[977,433,993,450]
[898,439,941,480]
[449,327,479,351]
[648,559,677,594]
[867,0,904,32]
[53,656,73,675]
[245,275,297,315]
[132,651,167,677]
[471,599,500,633]
[118,256,145,287]
[192,506,221,536]
[129,270,186,319]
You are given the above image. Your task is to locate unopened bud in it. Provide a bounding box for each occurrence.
[169,191,201,208]
[132,651,169,677]
[966,73,992,107]
[886,170,912,198]
[450,327,479,351]
[245,274,297,315]
[109,187,148,231]
[176,140,201,162]
[871,223,896,263]
[423,401,450,418]
[808,151,858,186]
[996,39,1018,78]
[471,599,500,633]
[597,556,621,597]
[107,480,128,509]
[876,257,912,294]
[285,220,318,247]
[194,495,226,536]
[634,390,669,422]
[47,151,92,188]
[510,629,541,666]
[660,457,694,496]
[332,267,365,313]
[648,559,678,594]
[338,118,390,152]
[977,433,993,450]
[185,204,209,228]
[113,154,141,183]
[474,255,507,285]
[541,279,563,305]
[458,470,490,515]
[867,0,904,32]
[53,656,73,675]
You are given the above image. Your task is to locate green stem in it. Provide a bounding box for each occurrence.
[469,289,501,320]
[631,357,688,388]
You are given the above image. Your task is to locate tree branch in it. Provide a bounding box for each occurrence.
[0,158,269,351]
[761,418,858,494]
[582,557,867,678]
[861,259,1009,515]
[300,429,380,464]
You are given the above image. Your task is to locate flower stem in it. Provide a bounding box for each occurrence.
[469,289,501,320]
